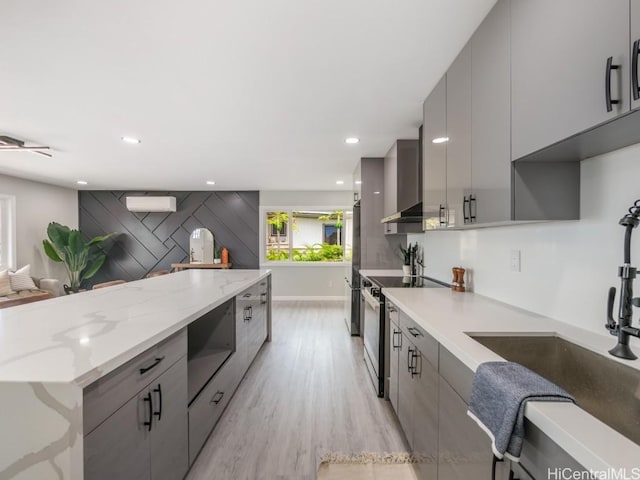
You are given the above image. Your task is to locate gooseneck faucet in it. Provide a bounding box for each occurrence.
[606,199,640,360]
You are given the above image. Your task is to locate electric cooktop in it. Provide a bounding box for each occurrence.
[369,276,447,289]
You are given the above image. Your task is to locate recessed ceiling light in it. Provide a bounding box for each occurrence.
[345,137,360,144]
[206,181,216,185]
[355,180,362,185]
[77,180,88,185]
[432,137,449,144]
[373,191,381,195]
[121,136,141,144]
[336,180,345,185]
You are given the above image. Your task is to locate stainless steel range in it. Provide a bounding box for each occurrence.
[361,275,447,397]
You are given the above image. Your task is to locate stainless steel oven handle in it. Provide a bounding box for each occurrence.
[362,289,381,312]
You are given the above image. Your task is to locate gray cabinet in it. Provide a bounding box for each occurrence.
[397,331,414,448]
[236,280,269,374]
[412,350,439,480]
[633,1,640,111]
[445,42,472,229]
[382,140,421,235]
[422,76,447,230]
[149,359,189,480]
[511,0,630,161]
[85,357,188,480]
[470,0,511,224]
[437,378,497,480]
[84,391,150,480]
[388,315,401,412]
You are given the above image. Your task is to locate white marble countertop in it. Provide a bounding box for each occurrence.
[0,269,271,387]
[382,287,640,472]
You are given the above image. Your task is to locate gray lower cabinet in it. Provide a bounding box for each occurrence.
[388,318,401,412]
[85,357,188,480]
[412,351,438,480]
[397,331,414,448]
[149,359,188,480]
[633,0,640,111]
[510,0,630,161]
[437,377,496,480]
[84,391,151,480]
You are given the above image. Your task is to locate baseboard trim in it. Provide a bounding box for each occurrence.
[273,296,344,301]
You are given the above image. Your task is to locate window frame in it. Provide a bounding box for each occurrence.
[260,205,352,267]
[0,195,16,271]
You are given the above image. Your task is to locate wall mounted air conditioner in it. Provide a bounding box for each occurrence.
[126,196,176,212]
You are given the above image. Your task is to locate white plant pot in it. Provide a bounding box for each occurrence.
[402,265,411,275]
[213,258,222,264]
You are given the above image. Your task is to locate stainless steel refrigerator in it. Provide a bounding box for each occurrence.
[344,200,361,335]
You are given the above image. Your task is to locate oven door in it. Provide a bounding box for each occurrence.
[362,288,381,391]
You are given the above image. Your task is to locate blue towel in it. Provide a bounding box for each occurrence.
[467,361,575,461]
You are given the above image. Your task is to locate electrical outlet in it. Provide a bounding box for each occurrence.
[510,249,521,272]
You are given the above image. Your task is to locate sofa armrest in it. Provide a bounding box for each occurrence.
[37,279,62,297]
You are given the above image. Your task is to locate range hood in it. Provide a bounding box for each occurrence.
[381,201,423,224]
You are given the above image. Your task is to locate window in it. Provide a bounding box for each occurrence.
[263,208,352,263]
[0,196,16,271]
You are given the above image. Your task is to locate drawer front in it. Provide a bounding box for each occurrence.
[84,329,187,435]
[439,345,474,404]
[188,352,241,465]
[399,311,438,370]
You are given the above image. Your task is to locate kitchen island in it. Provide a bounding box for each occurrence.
[383,286,640,477]
[0,269,271,480]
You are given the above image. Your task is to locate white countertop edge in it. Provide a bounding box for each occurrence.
[73,269,272,388]
[381,287,640,472]
[359,269,407,277]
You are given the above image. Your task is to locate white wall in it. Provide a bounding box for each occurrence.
[408,142,640,348]
[261,190,353,298]
[0,174,78,281]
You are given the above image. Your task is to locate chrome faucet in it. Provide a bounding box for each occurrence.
[606,199,640,360]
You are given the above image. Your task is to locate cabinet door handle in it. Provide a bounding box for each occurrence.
[143,392,153,432]
[411,352,420,378]
[210,391,225,405]
[392,329,402,349]
[260,292,268,305]
[439,204,446,226]
[463,196,470,224]
[633,40,640,101]
[242,293,251,298]
[605,56,621,112]
[469,194,477,223]
[407,326,422,338]
[139,356,165,375]
[153,384,162,421]
[244,306,252,322]
[407,347,414,373]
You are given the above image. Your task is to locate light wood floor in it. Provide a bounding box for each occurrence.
[186,300,409,480]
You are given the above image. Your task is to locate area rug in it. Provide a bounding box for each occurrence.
[317,453,419,480]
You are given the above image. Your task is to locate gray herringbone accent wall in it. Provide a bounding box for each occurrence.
[79,191,259,285]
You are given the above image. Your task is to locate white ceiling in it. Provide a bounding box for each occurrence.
[1,0,496,191]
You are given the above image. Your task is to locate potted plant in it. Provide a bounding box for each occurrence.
[43,222,117,293]
[399,243,413,275]
[213,246,222,264]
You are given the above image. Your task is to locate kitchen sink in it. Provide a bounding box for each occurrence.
[468,334,640,445]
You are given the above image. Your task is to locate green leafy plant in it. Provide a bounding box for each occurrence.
[399,243,414,266]
[292,243,344,262]
[214,245,222,259]
[43,222,117,293]
[266,211,289,257]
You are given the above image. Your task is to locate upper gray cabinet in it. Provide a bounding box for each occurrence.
[511,0,630,161]
[632,1,640,111]
[445,43,472,229]
[422,0,512,229]
[422,76,447,230]
[470,0,511,224]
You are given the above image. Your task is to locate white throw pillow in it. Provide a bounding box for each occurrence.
[9,265,37,291]
[0,270,15,296]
